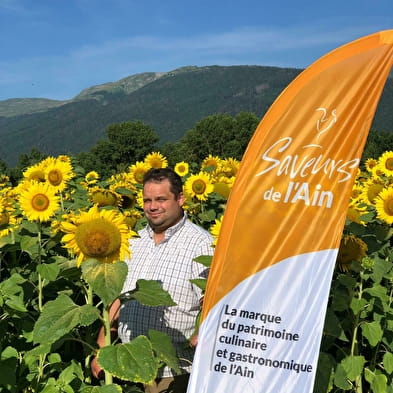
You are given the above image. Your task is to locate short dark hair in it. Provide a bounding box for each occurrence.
[143,168,183,198]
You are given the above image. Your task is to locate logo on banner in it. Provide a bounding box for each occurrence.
[258,107,359,208]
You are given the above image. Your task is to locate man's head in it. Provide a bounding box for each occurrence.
[142,168,185,233]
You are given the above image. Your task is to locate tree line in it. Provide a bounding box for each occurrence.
[1,111,392,182]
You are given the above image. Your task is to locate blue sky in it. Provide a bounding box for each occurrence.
[0,0,392,101]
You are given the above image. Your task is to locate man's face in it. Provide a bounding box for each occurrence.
[143,179,184,233]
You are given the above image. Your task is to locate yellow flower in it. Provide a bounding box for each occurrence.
[174,161,189,177]
[45,159,74,192]
[184,172,214,201]
[0,198,20,238]
[210,215,224,246]
[349,183,364,203]
[365,158,378,173]
[201,155,222,173]
[85,171,100,185]
[375,186,393,225]
[336,234,368,272]
[89,187,120,207]
[23,162,46,183]
[0,175,10,188]
[377,151,393,177]
[129,161,150,184]
[361,179,385,205]
[61,205,134,266]
[110,181,137,210]
[346,204,367,226]
[19,181,60,222]
[123,209,143,230]
[213,182,231,199]
[135,189,144,209]
[144,152,168,169]
[220,157,240,177]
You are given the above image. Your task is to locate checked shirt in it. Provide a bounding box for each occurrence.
[118,214,214,377]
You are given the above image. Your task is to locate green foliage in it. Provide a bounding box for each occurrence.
[174,112,260,163]
[316,216,393,392]
[362,130,393,164]
[81,260,128,307]
[76,121,159,178]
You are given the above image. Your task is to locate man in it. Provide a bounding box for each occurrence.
[91,168,214,393]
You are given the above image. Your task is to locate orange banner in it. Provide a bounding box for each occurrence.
[187,30,393,393]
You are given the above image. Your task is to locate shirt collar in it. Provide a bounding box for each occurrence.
[147,212,187,241]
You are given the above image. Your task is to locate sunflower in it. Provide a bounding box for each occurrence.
[129,161,150,184]
[89,187,120,207]
[349,183,364,203]
[336,234,368,272]
[135,189,144,209]
[201,154,222,171]
[210,215,224,246]
[57,155,72,164]
[361,179,385,205]
[144,152,168,169]
[0,175,10,188]
[213,182,231,199]
[375,187,393,225]
[174,161,189,177]
[346,204,367,226]
[45,159,74,192]
[61,205,134,266]
[23,162,47,183]
[184,172,214,201]
[110,181,137,210]
[377,151,393,177]
[365,158,378,173]
[19,181,60,222]
[123,209,143,230]
[84,171,100,185]
[0,199,20,238]
[221,157,240,177]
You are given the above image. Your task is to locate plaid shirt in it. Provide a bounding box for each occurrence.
[118,214,214,377]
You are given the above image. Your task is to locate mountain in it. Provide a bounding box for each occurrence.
[0,65,392,167]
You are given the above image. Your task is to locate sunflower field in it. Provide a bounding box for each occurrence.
[0,150,392,393]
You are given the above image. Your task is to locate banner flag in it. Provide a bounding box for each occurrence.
[187,30,393,393]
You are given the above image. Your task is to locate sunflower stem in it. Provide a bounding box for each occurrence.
[351,275,363,393]
[60,192,64,212]
[86,284,93,305]
[103,305,113,385]
[37,222,43,312]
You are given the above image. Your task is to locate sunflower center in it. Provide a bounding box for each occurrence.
[31,193,50,211]
[192,180,207,195]
[0,212,10,226]
[385,198,393,216]
[48,169,63,186]
[134,170,145,184]
[75,219,121,258]
[92,191,118,207]
[385,158,393,171]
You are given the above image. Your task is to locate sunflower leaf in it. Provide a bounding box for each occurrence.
[148,329,180,374]
[81,259,128,306]
[37,262,60,282]
[80,385,123,393]
[97,336,159,384]
[33,294,100,345]
[193,255,212,267]
[123,279,176,307]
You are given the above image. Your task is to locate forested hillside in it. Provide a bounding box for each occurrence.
[0,65,392,167]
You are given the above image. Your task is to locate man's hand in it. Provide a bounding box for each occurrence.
[189,333,198,348]
[91,355,104,379]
